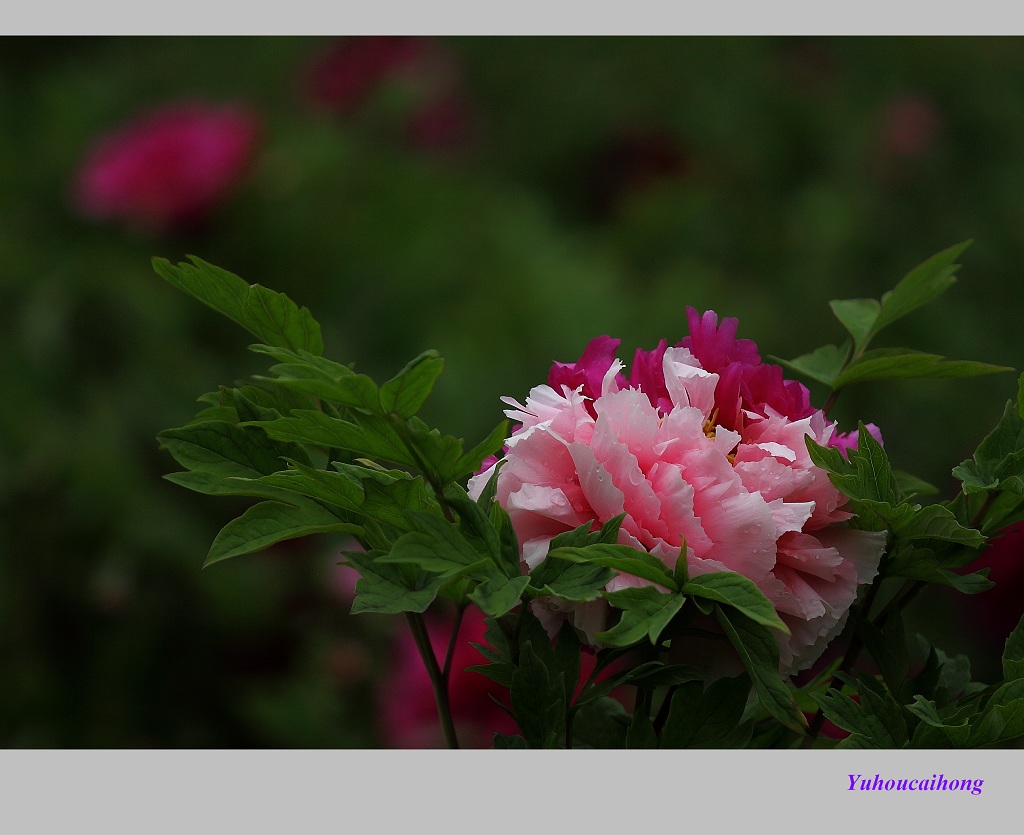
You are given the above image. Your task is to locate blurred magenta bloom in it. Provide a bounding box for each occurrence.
[829,423,884,458]
[878,95,942,159]
[377,605,519,748]
[74,101,259,233]
[302,36,472,154]
[957,521,1024,642]
[303,35,428,115]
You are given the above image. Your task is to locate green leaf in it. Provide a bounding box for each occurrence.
[254,410,414,468]
[813,676,906,748]
[714,606,806,734]
[529,559,616,602]
[570,696,630,749]
[1003,611,1024,682]
[953,392,1024,495]
[869,240,971,340]
[250,346,383,413]
[773,342,850,387]
[682,571,789,633]
[163,470,295,501]
[254,464,366,515]
[852,501,985,548]
[597,586,685,647]
[807,421,899,505]
[153,256,324,355]
[379,350,444,418]
[205,500,359,566]
[158,420,302,479]
[660,674,752,748]
[377,526,487,577]
[832,349,1011,390]
[344,550,449,615]
[547,543,677,590]
[970,679,1024,747]
[906,696,971,747]
[468,575,530,618]
[829,298,880,355]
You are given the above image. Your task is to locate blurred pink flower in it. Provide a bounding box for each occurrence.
[73,101,259,233]
[301,36,472,154]
[956,521,1024,643]
[377,605,519,748]
[469,312,887,674]
[878,95,942,159]
[829,423,884,458]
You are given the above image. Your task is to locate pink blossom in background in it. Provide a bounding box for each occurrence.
[955,521,1024,643]
[377,605,519,748]
[301,36,472,154]
[469,311,887,674]
[878,95,942,159]
[587,129,690,220]
[73,101,260,233]
[829,423,884,459]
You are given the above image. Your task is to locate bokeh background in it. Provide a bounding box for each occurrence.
[3,35,1024,747]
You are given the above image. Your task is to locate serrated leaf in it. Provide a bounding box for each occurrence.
[158,420,300,479]
[714,606,806,734]
[906,696,971,747]
[660,674,752,748]
[344,550,448,614]
[153,256,323,354]
[773,342,850,387]
[468,575,530,618]
[205,499,359,566]
[253,410,414,468]
[548,543,676,590]
[529,560,615,602]
[597,586,685,647]
[682,571,788,633]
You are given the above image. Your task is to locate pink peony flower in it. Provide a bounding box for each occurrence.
[73,101,259,233]
[469,310,887,674]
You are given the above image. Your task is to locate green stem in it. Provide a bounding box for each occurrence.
[404,612,460,749]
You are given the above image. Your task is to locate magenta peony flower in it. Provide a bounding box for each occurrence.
[469,310,887,674]
[73,101,259,233]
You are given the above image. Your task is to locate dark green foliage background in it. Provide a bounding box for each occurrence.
[2,36,1023,746]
